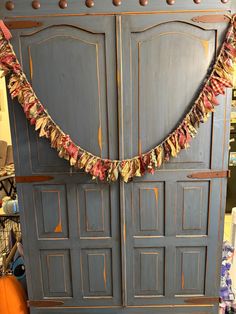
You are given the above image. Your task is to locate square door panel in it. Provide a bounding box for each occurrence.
[34,185,68,239]
[133,248,164,297]
[132,182,164,236]
[81,249,113,298]
[175,247,206,295]
[176,181,210,235]
[40,249,72,298]
[77,184,111,238]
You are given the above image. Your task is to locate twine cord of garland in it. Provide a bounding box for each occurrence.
[0,17,235,182]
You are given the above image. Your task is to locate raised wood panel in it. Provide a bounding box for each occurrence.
[81,249,113,297]
[20,25,110,172]
[40,249,72,298]
[78,184,111,238]
[85,189,105,232]
[176,182,209,235]
[175,247,206,295]
[129,21,215,168]
[133,182,164,236]
[134,248,164,297]
[34,185,68,238]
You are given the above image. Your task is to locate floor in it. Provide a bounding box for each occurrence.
[224,214,232,242]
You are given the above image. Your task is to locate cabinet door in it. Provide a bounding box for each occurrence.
[7,11,231,314]
[8,16,121,308]
[120,13,231,307]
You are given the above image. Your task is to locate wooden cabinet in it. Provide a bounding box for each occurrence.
[2,1,233,313]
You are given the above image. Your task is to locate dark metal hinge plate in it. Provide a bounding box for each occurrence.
[187,170,230,179]
[15,175,54,183]
[192,14,231,23]
[5,20,43,29]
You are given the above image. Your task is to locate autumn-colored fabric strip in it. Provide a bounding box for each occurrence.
[0,16,235,182]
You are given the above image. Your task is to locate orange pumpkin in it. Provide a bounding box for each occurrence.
[0,274,29,314]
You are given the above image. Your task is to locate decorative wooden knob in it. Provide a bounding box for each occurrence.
[221,0,228,3]
[193,0,201,3]
[139,0,148,5]
[5,0,14,10]
[59,0,67,9]
[113,0,121,6]
[32,0,40,9]
[166,0,175,4]
[85,0,94,7]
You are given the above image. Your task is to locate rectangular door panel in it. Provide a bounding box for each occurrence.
[132,182,164,236]
[22,25,109,172]
[176,181,210,236]
[134,247,165,297]
[122,15,217,170]
[34,184,69,239]
[175,247,206,295]
[78,184,111,238]
[81,249,113,297]
[40,249,72,298]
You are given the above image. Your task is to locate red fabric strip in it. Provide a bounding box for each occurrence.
[0,20,12,40]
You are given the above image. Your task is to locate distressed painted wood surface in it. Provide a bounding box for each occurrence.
[0,0,232,17]
[121,14,231,309]
[4,6,232,314]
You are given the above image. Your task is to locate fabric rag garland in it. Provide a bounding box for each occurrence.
[0,17,235,182]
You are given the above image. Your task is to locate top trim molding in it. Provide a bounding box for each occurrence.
[0,0,232,19]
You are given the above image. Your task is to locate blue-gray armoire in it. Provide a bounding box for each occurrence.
[1,0,234,313]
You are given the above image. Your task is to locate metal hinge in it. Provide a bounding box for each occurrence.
[184,296,220,304]
[15,175,54,183]
[187,170,230,179]
[192,14,231,23]
[5,20,43,29]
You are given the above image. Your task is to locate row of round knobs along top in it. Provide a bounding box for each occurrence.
[5,0,229,10]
